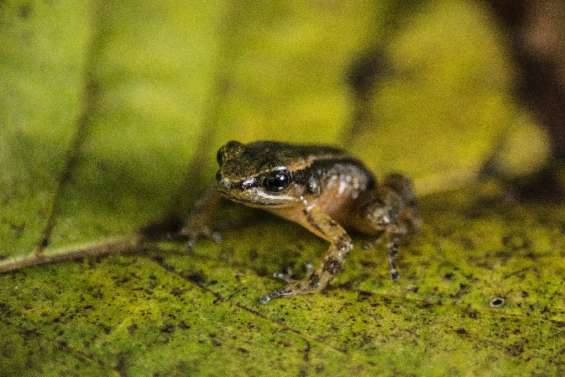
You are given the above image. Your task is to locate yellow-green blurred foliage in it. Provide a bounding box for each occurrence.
[0,0,551,253]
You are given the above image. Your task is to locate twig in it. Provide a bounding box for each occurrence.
[0,235,145,273]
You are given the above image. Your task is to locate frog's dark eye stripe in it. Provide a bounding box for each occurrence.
[240,178,258,190]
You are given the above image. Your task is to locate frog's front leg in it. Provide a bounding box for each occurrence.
[179,185,223,249]
[260,206,353,304]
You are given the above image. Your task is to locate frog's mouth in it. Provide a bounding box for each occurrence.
[223,195,294,208]
[218,187,297,208]
[229,197,286,208]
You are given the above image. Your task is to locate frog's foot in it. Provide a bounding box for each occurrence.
[179,224,222,251]
[260,271,323,304]
[272,262,314,284]
[361,234,400,280]
[362,236,383,251]
[272,266,294,283]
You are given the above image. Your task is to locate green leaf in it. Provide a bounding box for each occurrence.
[0,0,562,376]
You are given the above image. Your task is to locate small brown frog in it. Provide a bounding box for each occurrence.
[181,141,420,303]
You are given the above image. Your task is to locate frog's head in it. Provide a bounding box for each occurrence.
[214,141,304,207]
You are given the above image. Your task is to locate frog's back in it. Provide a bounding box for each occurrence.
[245,140,375,186]
[245,141,348,163]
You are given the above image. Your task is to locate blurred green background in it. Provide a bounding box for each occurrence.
[0,0,563,376]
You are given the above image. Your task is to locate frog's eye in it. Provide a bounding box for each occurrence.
[263,170,291,192]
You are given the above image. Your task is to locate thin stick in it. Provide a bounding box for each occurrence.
[0,235,145,274]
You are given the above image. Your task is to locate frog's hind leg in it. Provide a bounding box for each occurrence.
[356,173,421,280]
[382,173,421,233]
[385,229,404,281]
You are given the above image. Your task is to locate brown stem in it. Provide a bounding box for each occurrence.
[0,235,145,274]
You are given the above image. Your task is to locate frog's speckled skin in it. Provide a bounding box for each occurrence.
[181,140,420,303]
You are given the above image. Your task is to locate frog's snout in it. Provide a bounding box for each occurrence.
[216,173,232,191]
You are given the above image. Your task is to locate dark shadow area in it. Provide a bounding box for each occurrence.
[479,0,565,200]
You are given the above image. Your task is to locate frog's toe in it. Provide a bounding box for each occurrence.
[273,266,294,283]
[210,231,222,243]
[260,276,324,304]
[259,286,294,304]
[362,236,382,251]
[186,238,197,251]
[180,225,221,251]
[272,262,314,284]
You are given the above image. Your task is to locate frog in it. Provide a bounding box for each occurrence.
[181,140,421,303]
